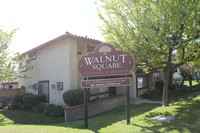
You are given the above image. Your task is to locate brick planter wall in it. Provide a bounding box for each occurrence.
[0,88,25,105]
[64,95,126,122]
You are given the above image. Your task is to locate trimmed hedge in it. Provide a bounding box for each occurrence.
[11,93,45,111]
[23,95,45,104]
[63,89,89,106]
[14,93,33,102]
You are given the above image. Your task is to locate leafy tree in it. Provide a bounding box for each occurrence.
[0,29,29,82]
[97,0,200,106]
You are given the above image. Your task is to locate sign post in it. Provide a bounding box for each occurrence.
[83,88,88,128]
[126,76,130,124]
[83,78,88,128]
[78,43,135,128]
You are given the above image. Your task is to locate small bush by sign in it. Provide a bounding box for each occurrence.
[62,89,89,106]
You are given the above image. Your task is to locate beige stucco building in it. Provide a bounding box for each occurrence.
[19,32,162,106]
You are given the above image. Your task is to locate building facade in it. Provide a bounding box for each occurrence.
[19,32,160,106]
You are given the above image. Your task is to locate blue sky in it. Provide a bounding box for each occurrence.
[0,0,104,53]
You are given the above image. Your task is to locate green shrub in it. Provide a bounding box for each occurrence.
[63,89,86,106]
[44,104,53,116]
[44,104,64,117]
[9,102,30,110]
[14,103,32,110]
[18,102,26,110]
[24,103,32,110]
[12,93,45,111]
[23,95,45,105]
[140,90,160,99]
[31,104,45,113]
[14,93,33,102]
[10,102,19,110]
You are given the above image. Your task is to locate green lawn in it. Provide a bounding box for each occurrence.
[177,80,199,87]
[1,97,200,133]
[183,80,199,86]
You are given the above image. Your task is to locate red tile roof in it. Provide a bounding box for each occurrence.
[22,32,102,56]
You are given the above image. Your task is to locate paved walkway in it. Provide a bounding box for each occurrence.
[130,98,162,104]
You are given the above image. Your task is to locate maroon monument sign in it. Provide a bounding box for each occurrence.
[77,43,135,128]
[78,43,135,77]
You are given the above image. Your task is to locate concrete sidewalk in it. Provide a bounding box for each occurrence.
[130,98,162,104]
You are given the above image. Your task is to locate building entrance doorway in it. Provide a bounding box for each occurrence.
[38,81,49,102]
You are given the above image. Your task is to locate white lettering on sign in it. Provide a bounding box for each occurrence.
[83,54,127,71]
[77,43,135,77]
[92,62,121,71]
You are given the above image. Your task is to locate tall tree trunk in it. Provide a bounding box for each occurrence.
[196,74,199,82]
[162,70,170,106]
[189,78,192,86]
[180,77,186,88]
[169,71,173,85]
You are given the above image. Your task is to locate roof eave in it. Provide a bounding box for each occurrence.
[21,33,102,56]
